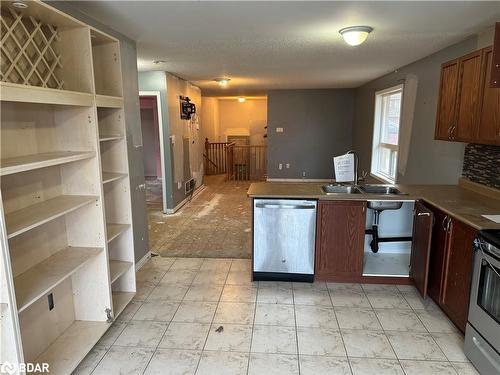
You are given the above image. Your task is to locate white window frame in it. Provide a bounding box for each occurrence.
[370,84,404,184]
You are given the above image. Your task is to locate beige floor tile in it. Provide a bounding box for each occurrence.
[114,321,168,347]
[365,291,411,309]
[230,259,252,271]
[362,284,400,293]
[297,327,346,356]
[386,331,447,360]
[257,286,293,304]
[116,300,142,322]
[400,360,458,375]
[415,309,458,333]
[161,269,198,284]
[248,353,299,375]
[73,346,108,375]
[258,281,293,289]
[134,281,156,301]
[183,284,224,302]
[204,324,252,352]
[96,321,127,348]
[251,325,297,354]
[200,258,232,272]
[293,289,332,306]
[147,282,190,301]
[170,258,204,271]
[254,303,295,326]
[196,351,249,375]
[335,307,382,330]
[226,270,253,285]
[299,355,352,375]
[431,332,469,362]
[132,300,180,321]
[292,281,327,290]
[349,358,404,375]
[452,362,480,375]
[342,330,395,359]
[136,268,167,284]
[214,302,255,324]
[144,349,201,375]
[396,284,418,293]
[172,301,218,323]
[327,283,363,292]
[294,305,338,329]
[192,270,229,285]
[92,346,154,375]
[221,284,257,302]
[374,309,427,332]
[401,291,440,310]
[330,290,371,308]
[159,322,210,350]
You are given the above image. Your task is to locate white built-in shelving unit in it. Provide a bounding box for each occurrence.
[0,1,135,373]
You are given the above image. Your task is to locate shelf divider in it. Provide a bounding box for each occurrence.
[15,246,103,313]
[102,172,127,184]
[5,195,97,239]
[109,260,133,284]
[112,292,135,318]
[106,223,130,243]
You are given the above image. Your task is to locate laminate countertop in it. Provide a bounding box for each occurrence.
[247,181,500,231]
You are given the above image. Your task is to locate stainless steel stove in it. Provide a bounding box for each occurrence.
[465,230,500,374]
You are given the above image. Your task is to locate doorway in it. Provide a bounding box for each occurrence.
[139,92,166,212]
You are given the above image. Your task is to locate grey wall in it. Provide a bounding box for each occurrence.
[352,37,479,185]
[49,2,149,263]
[267,89,354,179]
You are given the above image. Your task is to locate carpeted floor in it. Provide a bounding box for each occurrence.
[148,175,253,259]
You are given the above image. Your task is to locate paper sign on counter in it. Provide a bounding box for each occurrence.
[333,153,355,183]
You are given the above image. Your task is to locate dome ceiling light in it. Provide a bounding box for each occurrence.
[339,26,373,46]
[214,78,230,88]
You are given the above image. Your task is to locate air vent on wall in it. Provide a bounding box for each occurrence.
[185,178,195,194]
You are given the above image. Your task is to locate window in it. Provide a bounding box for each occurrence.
[371,84,403,183]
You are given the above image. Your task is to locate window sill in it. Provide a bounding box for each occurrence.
[370,172,396,185]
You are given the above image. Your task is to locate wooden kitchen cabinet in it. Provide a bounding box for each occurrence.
[440,218,477,333]
[478,47,500,145]
[435,46,500,145]
[315,201,366,280]
[427,207,450,302]
[435,60,460,140]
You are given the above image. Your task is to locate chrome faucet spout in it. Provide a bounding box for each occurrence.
[346,150,359,186]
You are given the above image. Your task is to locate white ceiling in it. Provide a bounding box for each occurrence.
[73,1,500,96]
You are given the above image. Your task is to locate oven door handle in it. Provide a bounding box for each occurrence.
[472,336,500,373]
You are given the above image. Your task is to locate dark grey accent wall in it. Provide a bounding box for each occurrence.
[352,37,479,185]
[462,144,500,189]
[49,2,149,263]
[267,89,354,179]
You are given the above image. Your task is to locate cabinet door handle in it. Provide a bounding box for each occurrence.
[442,215,448,230]
[418,212,431,217]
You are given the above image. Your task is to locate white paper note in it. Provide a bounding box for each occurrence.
[482,215,500,224]
[333,154,355,183]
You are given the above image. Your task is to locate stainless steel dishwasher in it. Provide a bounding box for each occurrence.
[253,199,317,282]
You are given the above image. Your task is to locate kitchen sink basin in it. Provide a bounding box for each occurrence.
[366,201,404,210]
[322,184,361,194]
[358,185,404,195]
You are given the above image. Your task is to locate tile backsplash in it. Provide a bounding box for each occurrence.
[462,144,500,189]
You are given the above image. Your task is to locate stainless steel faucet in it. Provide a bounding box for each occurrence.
[346,150,359,186]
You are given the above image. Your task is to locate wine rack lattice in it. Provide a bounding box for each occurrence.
[1,7,63,89]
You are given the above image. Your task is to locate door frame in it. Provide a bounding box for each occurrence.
[139,91,167,213]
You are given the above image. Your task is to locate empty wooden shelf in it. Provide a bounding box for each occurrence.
[14,246,102,312]
[109,260,133,284]
[0,151,95,176]
[106,223,130,243]
[102,172,128,184]
[5,195,97,239]
[95,94,123,108]
[112,292,135,318]
[99,134,123,142]
[34,320,110,375]
[0,82,94,107]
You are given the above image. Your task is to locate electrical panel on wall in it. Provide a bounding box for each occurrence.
[180,96,196,120]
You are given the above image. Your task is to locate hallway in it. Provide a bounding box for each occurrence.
[148,175,252,259]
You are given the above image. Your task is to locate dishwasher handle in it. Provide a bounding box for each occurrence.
[255,203,316,209]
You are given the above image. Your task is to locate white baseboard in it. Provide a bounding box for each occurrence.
[165,184,206,214]
[135,251,152,271]
[266,178,333,183]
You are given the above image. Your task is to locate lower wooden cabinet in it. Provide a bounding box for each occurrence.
[424,203,477,333]
[315,200,366,280]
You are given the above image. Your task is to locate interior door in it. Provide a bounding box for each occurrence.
[410,201,434,298]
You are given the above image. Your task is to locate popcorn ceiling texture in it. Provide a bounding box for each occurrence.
[462,144,500,189]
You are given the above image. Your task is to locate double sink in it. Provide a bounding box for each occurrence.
[322,184,406,210]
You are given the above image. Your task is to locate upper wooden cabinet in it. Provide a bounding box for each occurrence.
[435,46,500,145]
[315,200,366,281]
[491,22,499,88]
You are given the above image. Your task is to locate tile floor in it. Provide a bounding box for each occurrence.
[75,256,479,375]
[147,175,252,259]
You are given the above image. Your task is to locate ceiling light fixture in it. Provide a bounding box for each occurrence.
[12,1,28,9]
[237,97,246,103]
[214,78,230,88]
[339,26,373,46]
